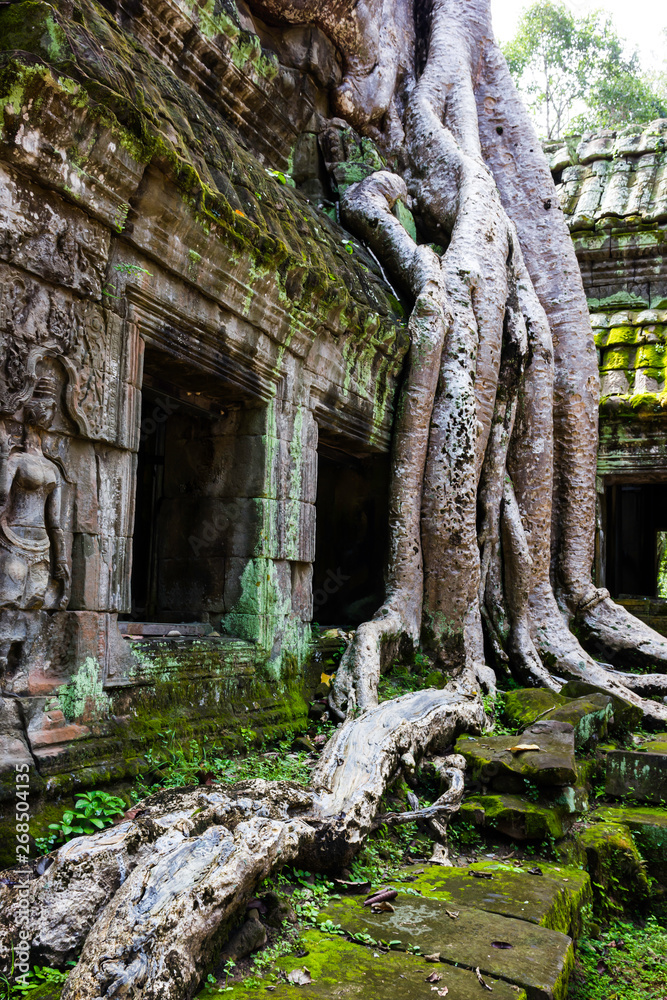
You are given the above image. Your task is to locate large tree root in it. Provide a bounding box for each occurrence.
[1,685,484,999]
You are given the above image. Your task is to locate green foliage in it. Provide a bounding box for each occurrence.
[1,963,73,997]
[569,917,667,1000]
[503,1,667,138]
[378,652,435,702]
[349,821,434,881]
[133,730,314,800]
[113,262,152,277]
[35,790,126,854]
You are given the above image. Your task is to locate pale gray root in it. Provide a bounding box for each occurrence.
[309,681,485,865]
[501,480,560,692]
[609,671,667,696]
[61,817,308,1000]
[371,752,466,830]
[249,0,413,130]
[0,686,484,1000]
[372,752,467,868]
[529,587,667,724]
[330,172,449,716]
[574,589,667,674]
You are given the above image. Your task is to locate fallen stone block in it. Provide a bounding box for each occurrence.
[455,721,576,789]
[393,860,591,937]
[605,748,667,804]
[318,891,573,1000]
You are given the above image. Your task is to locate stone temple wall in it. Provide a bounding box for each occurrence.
[0,0,411,854]
[551,122,667,633]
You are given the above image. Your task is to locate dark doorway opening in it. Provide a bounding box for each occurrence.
[605,482,667,598]
[130,388,221,622]
[313,444,389,627]
[128,343,240,625]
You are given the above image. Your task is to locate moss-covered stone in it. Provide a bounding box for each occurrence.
[457,793,568,840]
[391,860,591,937]
[594,804,667,887]
[317,893,574,1000]
[196,929,528,999]
[502,689,569,731]
[544,696,613,750]
[605,749,667,804]
[559,681,642,733]
[455,725,576,788]
[577,820,651,919]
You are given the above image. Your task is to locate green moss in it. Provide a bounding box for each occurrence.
[57,656,110,723]
[636,344,667,367]
[605,325,639,346]
[0,0,407,365]
[502,688,568,730]
[600,345,635,370]
[457,793,567,840]
[0,0,68,62]
[577,821,651,919]
[395,860,591,937]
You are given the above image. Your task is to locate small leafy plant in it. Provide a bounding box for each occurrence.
[36,791,126,854]
[1,963,74,997]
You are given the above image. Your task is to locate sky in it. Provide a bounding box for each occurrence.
[491,0,666,73]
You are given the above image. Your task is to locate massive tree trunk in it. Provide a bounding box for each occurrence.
[4,1,667,997]
[302,0,667,722]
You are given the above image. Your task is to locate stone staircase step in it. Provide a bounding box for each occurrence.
[458,793,573,840]
[592,804,667,885]
[391,860,591,936]
[201,929,528,999]
[455,721,576,790]
[318,890,573,1000]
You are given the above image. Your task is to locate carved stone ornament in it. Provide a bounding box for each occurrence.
[0,273,117,440]
[0,375,71,613]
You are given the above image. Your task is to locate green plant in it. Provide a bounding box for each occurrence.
[3,964,73,996]
[350,820,434,882]
[113,263,153,277]
[133,732,315,800]
[569,916,667,1000]
[36,791,126,853]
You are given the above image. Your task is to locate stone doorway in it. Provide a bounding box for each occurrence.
[130,387,224,623]
[313,443,389,627]
[605,482,667,598]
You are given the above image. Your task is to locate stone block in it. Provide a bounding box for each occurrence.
[502,688,569,730]
[577,819,651,918]
[0,697,39,798]
[290,561,313,620]
[543,695,613,749]
[458,794,569,841]
[559,680,642,732]
[319,892,573,1000]
[605,749,667,804]
[0,162,109,296]
[399,860,591,937]
[594,804,667,887]
[455,721,577,788]
[69,533,130,613]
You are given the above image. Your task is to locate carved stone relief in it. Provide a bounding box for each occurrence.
[0,267,124,445]
[0,375,71,614]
